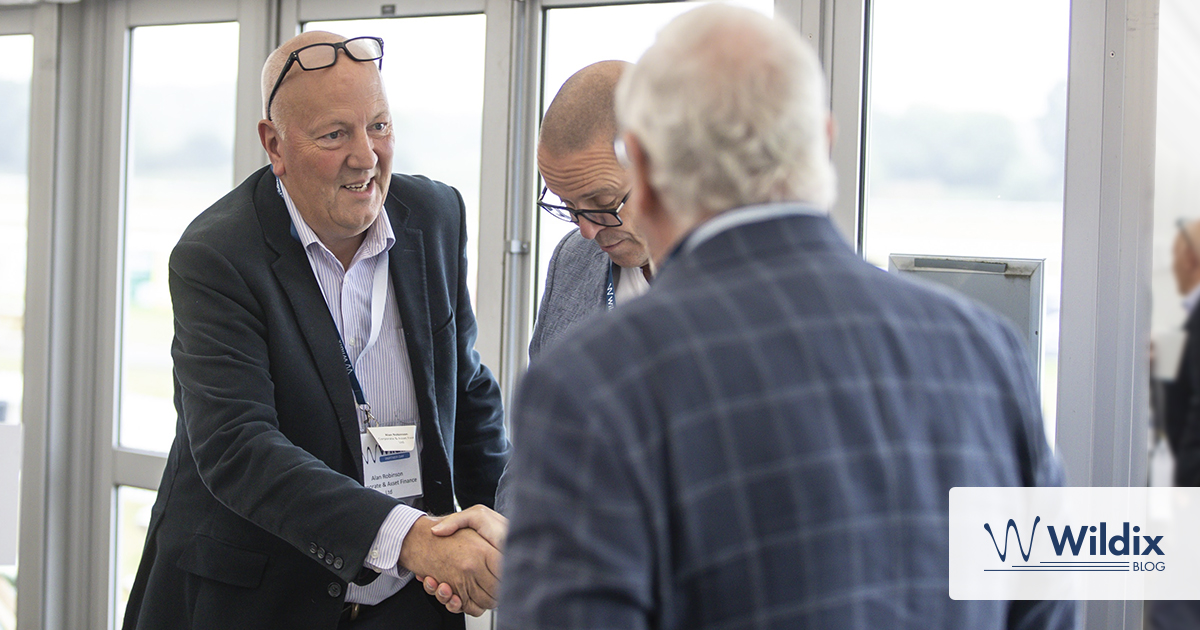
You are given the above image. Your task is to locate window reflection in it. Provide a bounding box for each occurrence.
[119,22,238,454]
[0,34,34,430]
[0,33,34,630]
[863,0,1070,439]
[114,486,157,626]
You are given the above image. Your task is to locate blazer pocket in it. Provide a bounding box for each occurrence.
[175,533,269,589]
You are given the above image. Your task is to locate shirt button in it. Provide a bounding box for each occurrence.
[371,549,379,560]
[327,583,342,598]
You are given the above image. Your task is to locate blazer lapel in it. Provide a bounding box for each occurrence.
[255,172,366,481]
[386,193,454,512]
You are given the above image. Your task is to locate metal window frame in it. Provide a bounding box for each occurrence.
[1056,0,1158,625]
[13,4,57,630]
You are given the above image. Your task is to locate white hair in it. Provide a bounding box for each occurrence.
[615,4,836,219]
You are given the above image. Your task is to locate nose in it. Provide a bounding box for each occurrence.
[577,219,603,241]
[346,131,378,171]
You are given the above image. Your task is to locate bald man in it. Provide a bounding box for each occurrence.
[529,60,653,360]
[121,31,508,630]
[415,60,655,616]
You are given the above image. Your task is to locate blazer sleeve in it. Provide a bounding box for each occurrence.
[169,237,398,584]
[1175,333,1200,486]
[529,230,573,363]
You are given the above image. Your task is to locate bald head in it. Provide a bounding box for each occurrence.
[261,30,346,123]
[1174,219,1200,296]
[539,60,631,157]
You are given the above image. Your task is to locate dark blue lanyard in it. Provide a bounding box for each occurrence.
[605,262,615,311]
[337,335,377,427]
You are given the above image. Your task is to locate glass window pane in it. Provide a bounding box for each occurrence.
[0,33,33,629]
[0,565,13,630]
[863,0,1069,441]
[304,16,488,300]
[0,34,33,429]
[114,486,157,627]
[119,23,238,453]
[535,1,773,321]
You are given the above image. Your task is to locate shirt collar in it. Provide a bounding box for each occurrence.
[1184,283,1200,315]
[277,177,395,266]
[673,202,826,259]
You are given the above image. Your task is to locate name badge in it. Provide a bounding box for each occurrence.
[367,425,416,452]
[361,432,422,500]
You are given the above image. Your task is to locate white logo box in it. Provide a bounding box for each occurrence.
[949,487,1200,600]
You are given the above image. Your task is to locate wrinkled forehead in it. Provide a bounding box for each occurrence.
[537,141,627,198]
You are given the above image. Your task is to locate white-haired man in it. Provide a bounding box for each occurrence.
[496,6,1074,629]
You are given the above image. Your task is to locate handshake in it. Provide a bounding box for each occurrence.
[398,504,509,617]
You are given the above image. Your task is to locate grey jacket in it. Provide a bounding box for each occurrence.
[528,229,611,362]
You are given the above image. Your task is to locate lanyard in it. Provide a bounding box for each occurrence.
[338,251,390,430]
[605,262,615,312]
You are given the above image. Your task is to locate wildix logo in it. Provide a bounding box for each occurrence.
[982,517,1166,573]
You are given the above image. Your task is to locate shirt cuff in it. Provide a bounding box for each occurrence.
[363,504,424,578]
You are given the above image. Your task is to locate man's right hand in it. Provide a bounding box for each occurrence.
[421,505,509,614]
[399,515,501,617]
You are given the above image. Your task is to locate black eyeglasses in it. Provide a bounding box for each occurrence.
[537,187,628,227]
[266,36,385,122]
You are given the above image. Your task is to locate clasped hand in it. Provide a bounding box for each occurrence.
[399,504,508,617]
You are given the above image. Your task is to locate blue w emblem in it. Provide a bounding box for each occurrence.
[984,517,1041,562]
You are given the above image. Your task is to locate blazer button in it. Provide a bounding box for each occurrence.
[309,543,318,554]
[317,547,326,560]
[334,557,344,569]
[328,583,342,598]
[325,554,334,565]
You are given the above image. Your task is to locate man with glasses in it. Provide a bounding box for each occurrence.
[122,31,508,630]
[416,60,654,617]
[529,60,653,361]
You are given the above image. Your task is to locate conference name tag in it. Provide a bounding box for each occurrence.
[361,432,422,500]
[367,425,416,452]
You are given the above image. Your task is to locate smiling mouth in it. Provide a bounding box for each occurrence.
[343,181,371,192]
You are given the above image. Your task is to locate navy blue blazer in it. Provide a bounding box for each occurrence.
[1166,306,1200,486]
[499,209,1072,630]
[122,166,508,630]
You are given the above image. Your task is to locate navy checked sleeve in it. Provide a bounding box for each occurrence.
[497,357,658,630]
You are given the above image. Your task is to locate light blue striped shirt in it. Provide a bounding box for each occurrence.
[279,182,423,605]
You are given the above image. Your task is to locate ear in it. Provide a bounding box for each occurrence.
[624,133,661,221]
[622,132,671,265]
[258,119,286,177]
